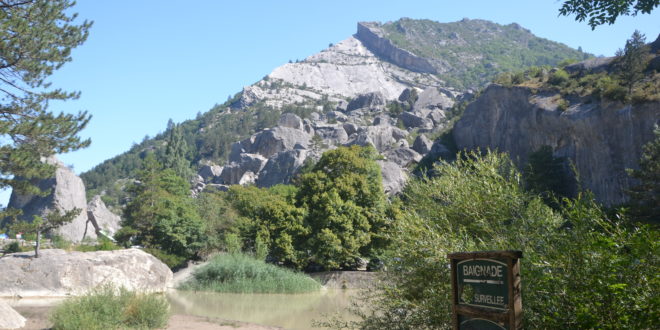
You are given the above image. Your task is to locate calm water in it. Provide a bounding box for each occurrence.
[167,289,360,330]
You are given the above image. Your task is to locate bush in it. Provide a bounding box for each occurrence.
[3,241,21,254]
[50,285,169,330]
[548,69,570,85]
[343,151,658,329]
[179,253,321,294]
[143,247,187,270]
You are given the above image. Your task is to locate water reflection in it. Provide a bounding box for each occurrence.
[167,289,359,330]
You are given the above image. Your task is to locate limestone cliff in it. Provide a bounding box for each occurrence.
[453,84,659,205]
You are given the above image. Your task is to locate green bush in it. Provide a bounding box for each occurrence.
[179,253,321,293]
[50,285,169,330]
[3,241,21,254]
[343,151,658,329]
[548,69,570,85]
[143,247,187,270]
[603,83,627,102]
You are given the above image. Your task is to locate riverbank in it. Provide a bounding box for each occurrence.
[12,305,281,330]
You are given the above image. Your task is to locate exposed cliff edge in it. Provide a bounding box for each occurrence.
[355,22,437,74]
[453,84,659,205]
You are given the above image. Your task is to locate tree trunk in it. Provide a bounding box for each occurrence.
[34,230,40,258]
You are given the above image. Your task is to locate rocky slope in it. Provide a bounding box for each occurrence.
[81,18,589,203]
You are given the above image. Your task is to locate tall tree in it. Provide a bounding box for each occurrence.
[615,30,649,96]
[162,122,192,180]
[0,0,92,211]
[296,145,391,269]
[11,208,80,257]
[118,154,204,258]
[559,0,659,29]
[627,126,660,223]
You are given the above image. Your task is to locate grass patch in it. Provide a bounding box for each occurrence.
[50,285,169,330]
[179,253,321,293]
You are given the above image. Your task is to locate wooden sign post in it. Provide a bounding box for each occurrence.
[447,250,522,330]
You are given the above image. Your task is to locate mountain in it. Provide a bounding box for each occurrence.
[80,18,590,206]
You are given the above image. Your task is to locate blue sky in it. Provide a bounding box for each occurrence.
[1,0,658,203]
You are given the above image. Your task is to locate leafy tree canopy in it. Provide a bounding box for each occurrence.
[627,126,660,223]
[559,0,659,29]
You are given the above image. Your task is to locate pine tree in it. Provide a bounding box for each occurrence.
[615,30,649,96]
[0,1,92,212]
[163,122,193,180]
[627,126,660,223]
[11,208,80,257]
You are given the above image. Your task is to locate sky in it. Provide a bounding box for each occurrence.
[1,0,659,203]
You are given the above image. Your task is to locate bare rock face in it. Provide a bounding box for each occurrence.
[257,149,309,187]
[279,112,304,129]
[400,111,434,129]
[86,195,122,238]
[453,84,659,205]
[6,157,92,242]
[356,22,437,74]
[413,134,433,154]
[0,301,26,329]
[0,249,173,297]
[378,160,408,195]
[385,147,422,167]
[197,164,223,181]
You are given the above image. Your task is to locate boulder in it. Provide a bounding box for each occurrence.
[427,109,446,125]
[385,147,422,167]
[343,123,359,136]
[347,92,385,111]
[86,196,122,238]
[219,164,245,185]
[251,127,311,158]
[197,165,223,182]
[239,171,257,185]
[256,149,308,187]
[314,124,349,145]
[400,111,434,129]
[326,111,348,122]
[0,249,172,297]
[372,114,394,126]
[238,153,268,174]
[414,86,455,111]
[278,113,304,129]
[6,157,92,242]
[0,301,26,329]
[348,125,407,152]
[378,160,408,195]
[413,134,433,154]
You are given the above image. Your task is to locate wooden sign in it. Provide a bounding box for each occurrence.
[447,250,522,330]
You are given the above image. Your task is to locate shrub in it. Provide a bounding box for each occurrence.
[50,285,169,330]
[143,247,187,270]
[603,83,627,102]
[3,241,21,254]
[179,253,321,294]
[342,151,658,329]
[548,69,570,85]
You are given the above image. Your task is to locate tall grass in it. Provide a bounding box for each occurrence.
[49,285,169,330]
[179,253,321,293]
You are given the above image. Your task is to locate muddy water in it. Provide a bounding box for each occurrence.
[167,289,360,330]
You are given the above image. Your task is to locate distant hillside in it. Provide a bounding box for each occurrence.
[81,18,589,206]
[361,18,590,89]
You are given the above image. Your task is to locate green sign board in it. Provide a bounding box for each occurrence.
[457,258,509,310]
[458,315,508,330]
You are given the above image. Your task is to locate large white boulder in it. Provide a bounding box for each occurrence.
[0,249,173,297]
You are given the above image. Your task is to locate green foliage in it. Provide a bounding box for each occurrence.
[227,185,308,268]
[50,285,169,330]
[524,145,573,202]
[380,18,589,89]
[143,247,187,270]
[559,0,659,29]
[627,126,660,223]
[74,237,121,252]
[9,208,81,258]
[615,30,650,95]
[296,145,391,269]
[548,69,570,85]
[344,151,659,329]
[161,121,194,180]
[179,253,321,293]
[0,0,92,213]
[119,154,205,259]
[3,241,21,254]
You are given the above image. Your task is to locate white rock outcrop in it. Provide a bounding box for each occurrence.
[0,301,26,329]
[0,249,173,297]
